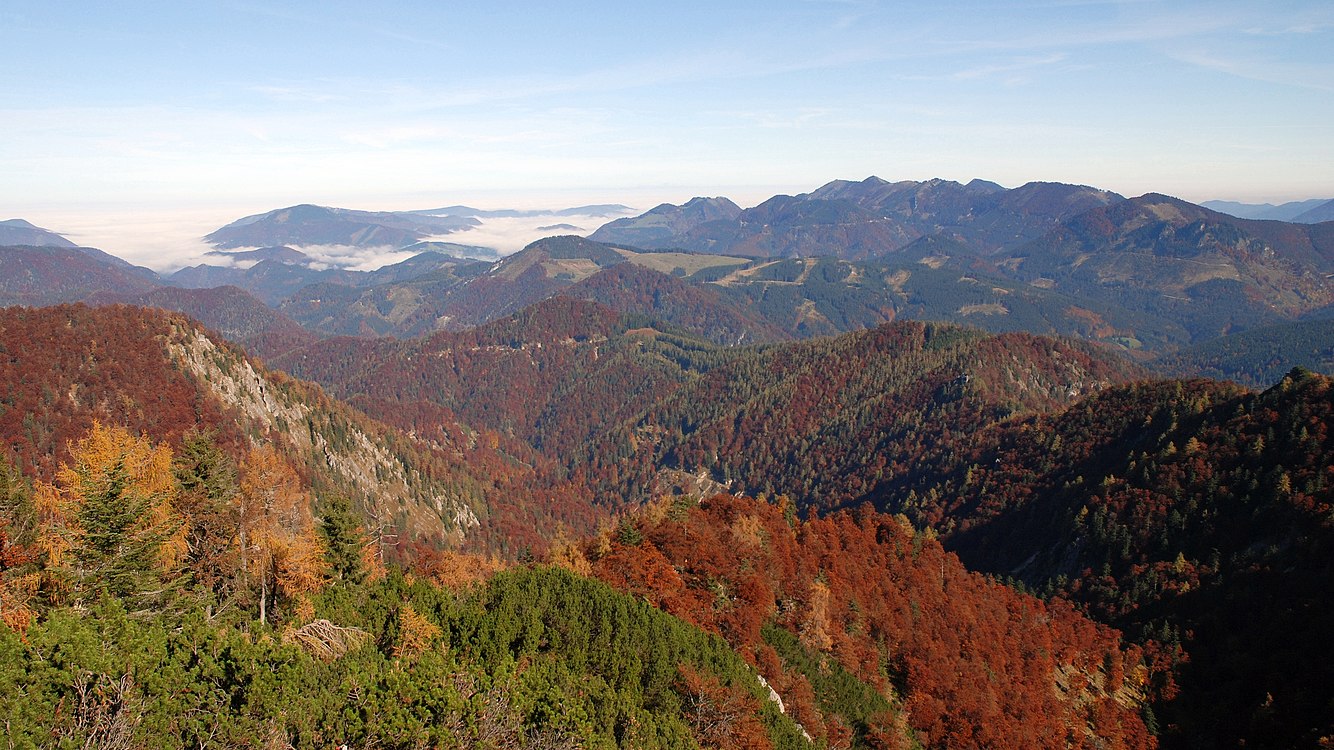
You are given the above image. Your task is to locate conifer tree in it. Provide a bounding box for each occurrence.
[318,492,366,584]
[33,422,184,612]
[237,445,326,624]
[0,456,39,632]
[172,430,241,613]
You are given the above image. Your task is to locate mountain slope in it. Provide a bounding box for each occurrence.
[1152,318,1334,387]
[577,321,1141,512]
[588,196,742,247]
[1202,198,1330,222]
[0,220,77,248]
[0,245,161,305]
[174,250,483,309]
[86,284,319,362]
[808,177,1124,254]
[1292,198,1334,224]
[0,304,490,543]
[1004,193,1334,345]
[204,204,477,249]
[872,371,1334,749]
[275,302,1141,517]
[278,236,774,342]
[590,177,1124,259]
[590,494,1153,750]
[0,565,822,749]
[0,244,316,361]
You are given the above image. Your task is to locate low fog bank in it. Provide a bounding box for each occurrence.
[17,205,640,275]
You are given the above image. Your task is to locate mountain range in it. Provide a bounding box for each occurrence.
[8,174,1334,377]
[4,175,1334,746]
[4,293,1330,746]
[1202,197,1334,223]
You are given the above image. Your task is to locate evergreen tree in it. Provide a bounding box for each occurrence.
[172,430,241,612]
[318,492,365,584]
[0,455,39,633]
[0,456,34,546]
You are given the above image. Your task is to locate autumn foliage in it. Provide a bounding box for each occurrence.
[33,421,184,610]
[588,495,1154,750]
[238,445,325,623]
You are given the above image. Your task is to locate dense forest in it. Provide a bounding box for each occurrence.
[873,371,1334,748]
[0,418,1155,748]
[583,494,1152,750]
[3,297,1332,747]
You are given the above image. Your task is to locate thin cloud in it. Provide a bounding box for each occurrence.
[1169,48,1334,92]
[439,211,633,256]
[950,53,1068,81]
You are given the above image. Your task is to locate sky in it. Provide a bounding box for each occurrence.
[2,0,1332,270]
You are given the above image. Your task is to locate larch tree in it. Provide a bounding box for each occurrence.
[33,422,185,612]
[237,445,326,624]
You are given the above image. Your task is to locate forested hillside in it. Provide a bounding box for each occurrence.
[872,371,1334,748]
[4,293,1332,747]
[585,494,1153,750]
[1151,318,1334,387]
[265,293,1334,747]
[0,410,1154,748]
[273,298,1140,512]
[0,438,821,748]
[0,305,518,548]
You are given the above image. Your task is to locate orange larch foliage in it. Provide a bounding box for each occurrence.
[238,445,326,623]
[33,421,185,602]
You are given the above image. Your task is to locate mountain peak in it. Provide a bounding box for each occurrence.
[206,245,312,265]
[0,218,78,248]
[205,204,478,250]
[588,196,742,248]
[965,178,1006,193]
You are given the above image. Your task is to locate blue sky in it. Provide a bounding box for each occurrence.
[2,1,1332,264]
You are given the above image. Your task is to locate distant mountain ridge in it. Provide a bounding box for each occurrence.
[9,173,1334,363]
[204,202,634,252]
[1202,197,1333,222]
[0,243,309,360]
[204,204,479,249]
[1003,193,1334,349]
[277,235,773,342]
[586,179,1334,353]
[0,245,161,304]
[588,196,742,248]
[1294,198,1334,223]
[590,176,1123,258]
[0,219,77,247]
[415,203,632,219]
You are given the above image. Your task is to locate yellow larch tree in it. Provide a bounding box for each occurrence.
[237,445,326,624]
[33,422,185,611]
